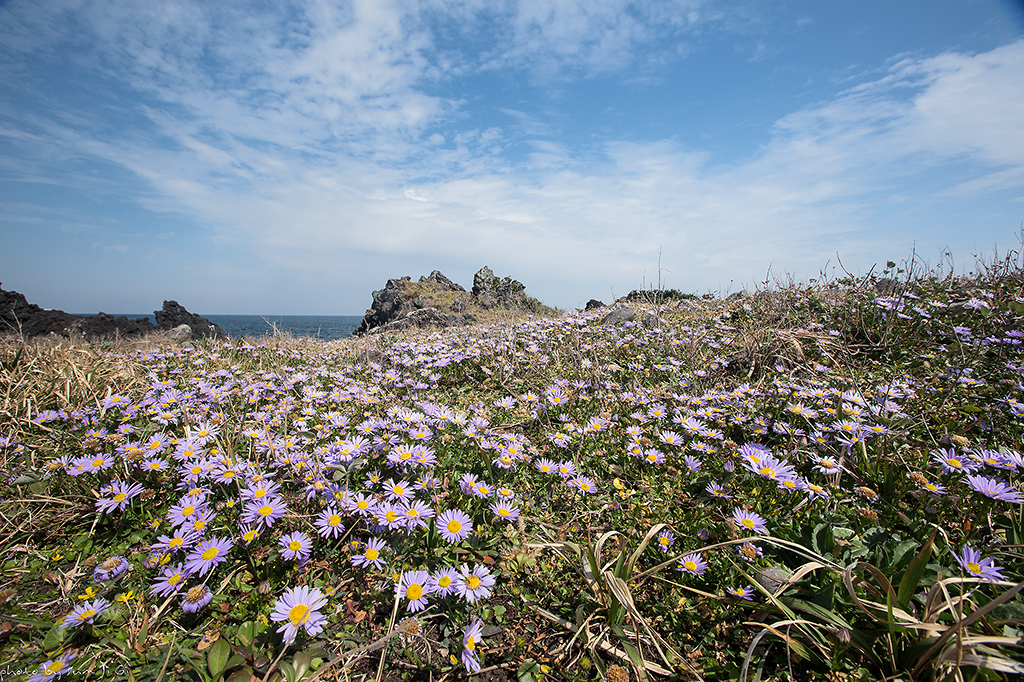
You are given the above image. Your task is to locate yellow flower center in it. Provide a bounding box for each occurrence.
[168,573,182,585]
[741,518,755,528]
[78,608,97,621]
[365,548,379,561]
[288,540,302,551]
[201,547,219,561]
[438,576,451,588]
[329,515,342,526]
[169,537,183,548]
[498,508,510,517]
[684,560,698,571]
[288,604,309,625]
[193,520,206,531]
[948,459,962,468]
[447,520,462,534]
[44,660,66,675]
[406,584,423,601]
[967,562,981,574]
[466,575,482,590]
[258,505,273,517]
[466,635,476,651]
[385,511,399,523]
[92,458,105,468]
[182,505,195,517]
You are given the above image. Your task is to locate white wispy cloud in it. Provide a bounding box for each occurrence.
[0,0,1021,311]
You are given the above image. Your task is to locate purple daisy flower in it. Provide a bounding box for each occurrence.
[732,508,768,535]
[315,507,346,539]
[241,496,287,529]
[184,536,233,576]
[429,567,460,597]
[351,537,387,570]
[569,476,597,494]
[27,651,79,682]
[151,528,199,556]
[279,532,313,562]
[270,585,329,645]
[954,546,1006,582]
[397,570,433,612]
[931,448,979,475]
[400,500,435,530]
[438,509,473,543]
[181,584,213,613]
[965,474,1024,503]
[489,500,521,522]
[677,553,708,576]
[534,458,557,474]
[462,617,485,673]
[727,585,755,600]
[95,480,146,514]
[456,564,495,603]
[150,563,188,598]
[167,495,208,527]
[706,482,732,499]
[656,529,675,553]
[737,542,763,562]
[27,652,78,681]
[93,555,129,582]
[61,599,109,629]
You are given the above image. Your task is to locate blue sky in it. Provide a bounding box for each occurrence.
[2,0,1023,315]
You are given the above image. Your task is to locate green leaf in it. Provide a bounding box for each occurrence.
[207,638,231,680]
[517,659,541,682]
[292,652,311,679]
[236,621,257,647]
[897,529,936,611]
[278,660,296,682]
[42,621,65,651]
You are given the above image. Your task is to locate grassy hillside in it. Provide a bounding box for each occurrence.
[2,254,1023,682]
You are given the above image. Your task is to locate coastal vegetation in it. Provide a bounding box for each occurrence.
[2,249,1024,681]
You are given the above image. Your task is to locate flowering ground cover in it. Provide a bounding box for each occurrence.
[2,258,1024,681]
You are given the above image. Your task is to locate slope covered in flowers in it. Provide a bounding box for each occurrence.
[2,264,1024,681]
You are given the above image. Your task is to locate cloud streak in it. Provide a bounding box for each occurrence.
[0,1,1022,311]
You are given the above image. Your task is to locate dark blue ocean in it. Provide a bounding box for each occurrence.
[85,314,363,341]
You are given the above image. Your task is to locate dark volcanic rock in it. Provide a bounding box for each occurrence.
[585,299,605,311]
[155,301,226,340]
[368,307,469,334]
[354,267,548,335]
[0,283,223,341]
[419,270,465,292]
[355,277,413,334]
[600,306,637,325]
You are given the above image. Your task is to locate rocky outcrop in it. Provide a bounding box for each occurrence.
[585,299,605,311]
[155,301,226,339]
[600,306,637,325]
[355,267,548,335]
[419,270,465,292]
[0,284,225,341]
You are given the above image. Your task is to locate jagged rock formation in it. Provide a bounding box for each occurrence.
[354,267,549,335]
[155,300,226,339]
[0,284,226,340]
